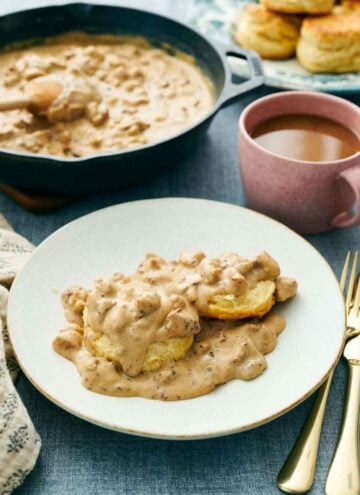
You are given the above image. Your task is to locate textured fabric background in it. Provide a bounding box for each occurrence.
[0,1,358,494]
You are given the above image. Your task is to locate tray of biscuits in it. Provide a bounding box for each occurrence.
[189,0,360,92]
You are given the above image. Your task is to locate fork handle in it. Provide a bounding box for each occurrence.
[277,370,334,493]
[325,363,360,495]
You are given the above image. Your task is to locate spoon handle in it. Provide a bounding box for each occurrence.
[0,95,31,111]
[277,370,334,493]
[325,363,360,495]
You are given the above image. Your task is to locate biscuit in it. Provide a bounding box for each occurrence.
[233,4,301,59]
[85,330,194,373]
[261,0,334,14]
[334,0,360,13]
[204,280,276,320]
[297,12,360,72]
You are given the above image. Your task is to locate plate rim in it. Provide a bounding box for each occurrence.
[7,197,346,439]
[265,77,360,94]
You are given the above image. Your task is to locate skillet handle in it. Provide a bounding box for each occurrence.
[216,43,264,108]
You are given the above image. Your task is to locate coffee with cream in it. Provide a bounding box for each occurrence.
[251,114,360,162]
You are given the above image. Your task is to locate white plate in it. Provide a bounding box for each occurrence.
[8,198,345,439]
[189,0,360,93]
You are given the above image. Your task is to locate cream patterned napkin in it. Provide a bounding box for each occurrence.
[0,216,41,494]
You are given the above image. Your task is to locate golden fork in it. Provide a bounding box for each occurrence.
[277,251,359,494]
[326,259,360,495]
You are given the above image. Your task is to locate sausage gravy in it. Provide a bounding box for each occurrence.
[0,33,214,157]
[53,251,297,401]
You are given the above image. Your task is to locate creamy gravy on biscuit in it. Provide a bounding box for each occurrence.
[53,251,297,401]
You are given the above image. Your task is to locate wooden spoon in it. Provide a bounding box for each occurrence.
[0,78,63,113]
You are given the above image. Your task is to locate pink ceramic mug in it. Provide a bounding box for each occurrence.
[239,91,360,234]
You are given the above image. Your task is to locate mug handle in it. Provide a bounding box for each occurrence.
[332,165,360,228]
[216,43,264,108]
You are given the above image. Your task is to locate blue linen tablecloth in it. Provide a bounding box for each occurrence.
[0,1,358,493]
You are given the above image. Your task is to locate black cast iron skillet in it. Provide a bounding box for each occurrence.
[0,3,264,194]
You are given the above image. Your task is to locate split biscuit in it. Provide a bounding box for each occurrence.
[85,329,194,373]
[205,280,276,320]
[297,12,360,73]
[234,4,301,59]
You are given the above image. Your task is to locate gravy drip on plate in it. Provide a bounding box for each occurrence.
[251,114,360,162]
[0,33,213,157]
[53,251,296,401]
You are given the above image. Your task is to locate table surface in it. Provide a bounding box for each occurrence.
[0,1,358,494]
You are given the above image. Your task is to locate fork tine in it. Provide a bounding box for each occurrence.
[340,251,351,293]
[353,275,360,317]
[345,251,358,313]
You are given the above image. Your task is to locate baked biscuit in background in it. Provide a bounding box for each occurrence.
[261,0,335,14]
[233,4,301,59]
[297,11,360,72]
[334,0,360,12]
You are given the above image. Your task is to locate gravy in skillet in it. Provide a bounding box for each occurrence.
[0,33,214,157]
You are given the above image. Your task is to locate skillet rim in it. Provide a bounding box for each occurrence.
[0,1,230,166]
